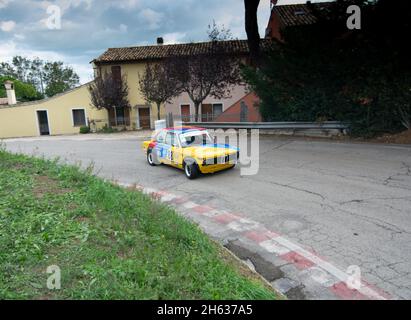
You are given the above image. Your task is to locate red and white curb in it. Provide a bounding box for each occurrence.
[117,181,391,300]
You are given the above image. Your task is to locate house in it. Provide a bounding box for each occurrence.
[265,0,334,41]
[0,81,108,139]
[92,38,271,127]
[0,38,270,139]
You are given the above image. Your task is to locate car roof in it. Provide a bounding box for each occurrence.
[163,126,206,134]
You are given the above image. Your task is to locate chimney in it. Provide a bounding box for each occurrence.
[4,80,17,105]
[157,37,164,45]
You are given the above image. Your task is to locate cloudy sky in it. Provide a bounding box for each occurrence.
[0,0,328,83]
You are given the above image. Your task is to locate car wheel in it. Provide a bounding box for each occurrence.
[147,149,156,166]
[184,161,199,179]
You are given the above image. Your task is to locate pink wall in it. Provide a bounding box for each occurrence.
[214,91,261,122]
[165,84,249,120]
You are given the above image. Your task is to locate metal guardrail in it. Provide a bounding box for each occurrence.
[183,121,349,130]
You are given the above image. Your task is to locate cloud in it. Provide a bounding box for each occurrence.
[0,0,327,85]
[116,0,140,9]
[0,40,93,83]
[39,0,94,13]
[13,33,25,40]
[0,20,16,32]
[163,32,187,45]
[0,0,12,9]
[139,8,163,30]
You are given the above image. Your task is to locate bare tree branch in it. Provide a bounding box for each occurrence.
[138,61,182,120]
[169,40,242,121]
[88,71,131,126]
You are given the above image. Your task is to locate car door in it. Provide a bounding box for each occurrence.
[153,130,167,164]
[164,132,181,166]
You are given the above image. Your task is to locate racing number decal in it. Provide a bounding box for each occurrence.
[167,148,174,161]
[158,145,173,161]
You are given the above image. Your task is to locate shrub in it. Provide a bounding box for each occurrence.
[79,126,90,134]
[97,124,118,134]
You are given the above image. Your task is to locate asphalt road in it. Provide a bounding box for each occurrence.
[3,132,411,299]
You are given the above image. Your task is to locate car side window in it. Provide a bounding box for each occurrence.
[156,131,166,143]
[165,132,178,147]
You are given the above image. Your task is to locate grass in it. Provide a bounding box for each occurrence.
[0,148,277,300]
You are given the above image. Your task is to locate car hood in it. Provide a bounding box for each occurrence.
[184,144,239,159]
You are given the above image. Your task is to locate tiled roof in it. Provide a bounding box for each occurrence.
[93,39,273,64]
[274,2,334,27]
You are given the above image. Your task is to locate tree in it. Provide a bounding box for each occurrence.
[0,62,17,79]
[138,62,182,120]
[243,0,411,137]
[0,76,42,102]
[244,0,261,65]
[43,62,80,97]
[12,56,31,83]
[207,20,235,41]
[169,24,242,121]
[88,72,131,126]
[0,56,80,98]
[28,58,46,96]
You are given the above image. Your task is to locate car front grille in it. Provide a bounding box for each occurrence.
[202,153,238,166]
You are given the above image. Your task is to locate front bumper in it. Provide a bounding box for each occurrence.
[201,151,239,166]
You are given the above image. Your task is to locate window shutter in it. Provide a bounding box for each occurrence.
[111,66,121,82]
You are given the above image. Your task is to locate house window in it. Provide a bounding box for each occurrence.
[212,103,223,117]
[181,104,191,122]
[111,66,121,82]
[72,109,87,127]
[165,132,178,147]
[112,106,130,126]
[115,107,126,126]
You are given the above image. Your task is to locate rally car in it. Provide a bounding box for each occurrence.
[142,126,239,179]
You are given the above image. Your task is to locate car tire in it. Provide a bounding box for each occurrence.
[147,149,156,166]
[184,161,199,179]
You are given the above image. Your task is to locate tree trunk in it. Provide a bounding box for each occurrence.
[194,102,200,122]
[244,0,261,66]
[156,102,161,120]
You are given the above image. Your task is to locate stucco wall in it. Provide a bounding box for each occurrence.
[0,84,107,139]
[164,84,249,119]
[99,63,166,128]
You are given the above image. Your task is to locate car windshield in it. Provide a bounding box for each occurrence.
[180,131,213,147]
